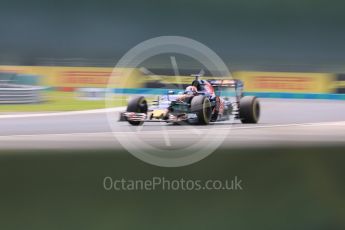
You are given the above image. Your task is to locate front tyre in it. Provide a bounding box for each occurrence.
[126,96,148,126]
[239,96,260,124]
[191,95,212,125]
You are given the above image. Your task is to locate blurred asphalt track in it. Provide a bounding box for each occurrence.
[0,98,344,150]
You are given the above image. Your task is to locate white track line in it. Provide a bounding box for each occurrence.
[0,121,344,138]
[0,107,126,119]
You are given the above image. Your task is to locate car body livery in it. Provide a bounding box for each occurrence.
[121,75,260,125]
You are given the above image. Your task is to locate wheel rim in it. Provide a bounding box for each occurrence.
[203,98,212,123]
[138,99,148,113]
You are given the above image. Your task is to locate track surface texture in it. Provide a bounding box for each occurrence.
[0,99,344,150]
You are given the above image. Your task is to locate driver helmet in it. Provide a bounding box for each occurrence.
[184,86,198,95]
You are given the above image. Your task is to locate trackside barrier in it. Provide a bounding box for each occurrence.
[1,65,345,100]
[233,71,334,93]
[0,85,47,104]
[244,92,345,100]
[0,66,143,88]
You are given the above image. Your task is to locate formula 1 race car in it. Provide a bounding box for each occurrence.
[121,75,260,125]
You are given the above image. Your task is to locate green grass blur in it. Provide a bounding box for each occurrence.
[0,147,344,230]
[0,91,113,112]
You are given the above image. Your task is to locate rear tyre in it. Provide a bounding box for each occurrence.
[239,96,260,123]
[191,95,212,125]
[126,96,148,126]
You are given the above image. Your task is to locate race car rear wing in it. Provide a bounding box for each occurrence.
[207,79,243,88]
[207,79,244,98]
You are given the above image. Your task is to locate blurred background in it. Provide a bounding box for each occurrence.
[0,0,344,230]
[1,0,345,72]
[1,0,345,110]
